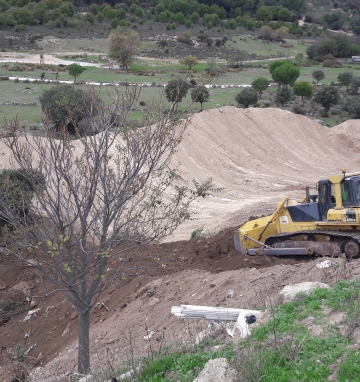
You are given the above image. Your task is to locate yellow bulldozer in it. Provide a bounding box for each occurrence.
[234,169,360,258]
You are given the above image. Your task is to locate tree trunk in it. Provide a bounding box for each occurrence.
[78,309,90,375]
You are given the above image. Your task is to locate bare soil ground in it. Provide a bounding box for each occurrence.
[1,107,360,381]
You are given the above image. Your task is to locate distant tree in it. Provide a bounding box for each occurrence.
[0,169,44,226]
[191,85,209,109]
[40,71,45,81]
[338,72,353,91]
[108,27,140,70]
[312,69,325,85]
[275,26,289,38]
[89,4,99,15]
[175,11,186,24]
[159,39,168,50]
[269,60,300,87]
[39,85,102,134]
[179,55,198,70]
[324,11,344,30]
[67,63,84,83]
[256,6,273,21]
[177,31,192,44]
[351,77,360,95]
[84,12,95,24]
[343,96,360,118]
[251,77,270,98]
[295,53,304,66]
[275,86,292,106]
[314,86,339,116]
[198,33,208,43]
[207,57,219,77]
[110,17,119,28]
[135,8,143,18]
[235,88,259,108]
[257,25,276,40]
[278,7,292,22]
[206,37,213,47]
[293,81,313,106]
[233,50,249,67]
[129,3,138,14]
[190,12,199,23]
[165,79,189,103]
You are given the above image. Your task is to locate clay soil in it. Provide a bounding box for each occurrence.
[1,107,360,381]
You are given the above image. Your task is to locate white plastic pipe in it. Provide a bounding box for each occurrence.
[171,305,260,322]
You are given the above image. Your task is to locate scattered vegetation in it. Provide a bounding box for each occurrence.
[74,277,360,382]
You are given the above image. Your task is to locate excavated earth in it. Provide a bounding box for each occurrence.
[1,107,360,381]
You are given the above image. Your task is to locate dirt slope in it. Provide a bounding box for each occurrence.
[1,107,360,381]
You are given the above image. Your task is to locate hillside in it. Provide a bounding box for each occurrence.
[1,107,360,381]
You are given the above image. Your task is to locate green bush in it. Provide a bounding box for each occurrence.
[14,24,26,32]
[292,105,306,115]
[0,169,45,226]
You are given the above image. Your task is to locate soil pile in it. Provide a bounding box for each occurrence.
[169,107,360,240]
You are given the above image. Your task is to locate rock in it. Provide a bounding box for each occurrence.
[70,311,78,320]
[149,297,160,306]
[278,282,331,303]
[30,298,39,308]
[193,358,238,382]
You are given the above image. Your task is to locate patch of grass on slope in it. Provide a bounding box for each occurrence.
[127,280,360,382]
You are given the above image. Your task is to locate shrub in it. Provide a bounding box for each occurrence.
[14,24,26,32]
[275,86,292,106]
[0,169,45,226]
[235,88,259,108]
[292,105,306,115]
[322,59,342,68]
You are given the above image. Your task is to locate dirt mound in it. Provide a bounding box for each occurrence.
[169,107,360,240]
[329,119,360,163]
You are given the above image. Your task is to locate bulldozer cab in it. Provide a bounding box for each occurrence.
[318,176,360,220]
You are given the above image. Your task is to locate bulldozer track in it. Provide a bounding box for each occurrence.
[265,230,360,258]
[266,229,360,242]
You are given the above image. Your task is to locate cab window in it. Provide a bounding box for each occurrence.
[341,181,351,204]
[331,184,336,203]
[356,181,360,204]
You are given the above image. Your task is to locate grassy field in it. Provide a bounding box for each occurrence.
[1,50,359,128]
[225,34,315,58]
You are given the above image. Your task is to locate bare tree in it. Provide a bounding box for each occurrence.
[233,50,250,68]
[0,87,213,375]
